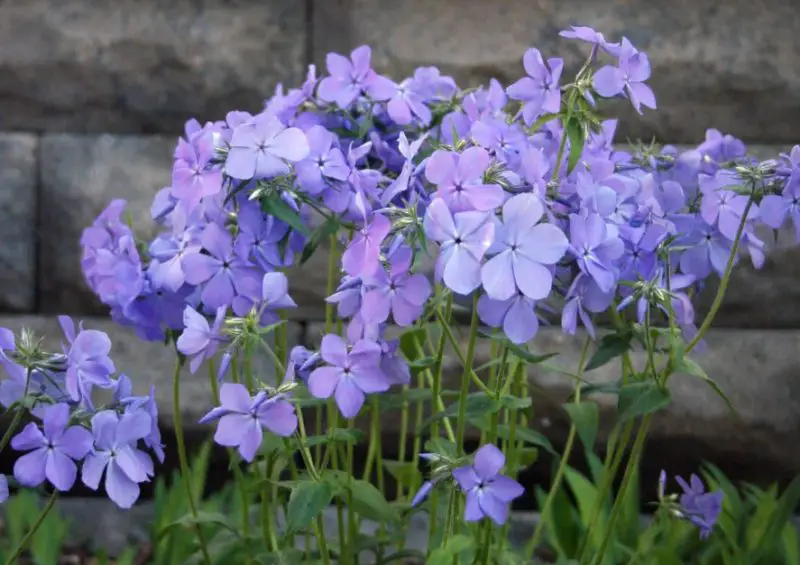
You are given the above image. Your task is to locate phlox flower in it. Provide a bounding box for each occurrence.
[452,444,524,525]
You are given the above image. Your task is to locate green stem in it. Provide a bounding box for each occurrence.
[172,359,213,565]
[415,335,456,442]
[0,368,33,456]
[4,491,57,565]
[526,336,591,559]
[590,415,653,565]
[434,308,491,395]
[687,197,754,353]
[498,361,524,552]
[574,419,634,561]
[396,382,410,500]
[454,293,482,449]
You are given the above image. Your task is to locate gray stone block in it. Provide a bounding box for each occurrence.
[0,134,37,312]
[0,0,307,133]
[313,0,800,144]
[0,315,301,426]
[39,134,175,314]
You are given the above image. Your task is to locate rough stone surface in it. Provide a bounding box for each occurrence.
[39,134,175,314]
[0,0,307,134]
[0,134,37,312]
[314,0,800,144]
[0,315,300,426]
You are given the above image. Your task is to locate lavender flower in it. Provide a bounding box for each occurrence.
[308,335,390,419]
[481,193,568,301]
[82,409,155,509]
[317,46,396,108]
[361,245,432,327]
[176,305,227,374]
[593,39,656,114]
[226,114,309,180]
[506,48,564,125]
[59,316,116,406]
[199,383,297,462]
[452,444,524,525]
[423,198,494,295]
[425,147,504,213]
[673,474,724,539]
[12,404,93,492]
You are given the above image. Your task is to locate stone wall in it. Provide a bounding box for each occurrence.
[2,0,800,488]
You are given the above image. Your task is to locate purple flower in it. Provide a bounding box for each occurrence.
[233,272,298,324]
[452,444,524,525]
[386,78,432,125]
[182,223,259,309]
[425,147,504,213]
[760,175,800,240]
[234,203,290,271]
[423,198,495,295]
[199,383,298,462]
[481,193,568,301]
[82,410,155,509]
[59,316,116,406]
[674,474,723,539]
[562,273,614,338]
[361,245,432,327]
[294,125,350,195]
[568,213,624,293]
[12,404,93,492]
[593,42,656,114]
[80,200,145,311]
[342,213,391,278]
[618,224,667,280]
[307,335,390,419]
[176,305,227,374]
[171,136,223,213]
[674,215,733,279]
[559,25,614,53]
[506,48,564,125]
[226,114,309,180]
[116,380,165,464]
[699,172,758,241]
[478,293,540,345]
[317,46,396,108]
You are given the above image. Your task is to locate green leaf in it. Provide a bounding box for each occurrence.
[398,327,427,361]
[515,427,557,454]
[157,511,236,541]
[261,195,309,236]
[673,356,737,415]
[424,437,459,459]
[342,480,399,523]
[379,388,433,410]
[585,333,631,372]
[300,216,339,265]
[286,481,334,534]
[573,380,622,401]
[563,401,599,452]
[565,117,585,174]
[382,459,422,489]
[422,393,502,430]
[527,112,562,134]
[617,381,671,423]
[499,395,533,411]
[426,534,474,565]
[300,428,365,449]
[535,484,580,558]
[408,356,436,370]
[478,329,558,364]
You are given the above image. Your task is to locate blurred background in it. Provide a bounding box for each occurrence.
[1,0,800,557]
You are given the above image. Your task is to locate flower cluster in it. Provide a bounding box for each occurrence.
[49,24,796,542]
[0,319,163,508]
